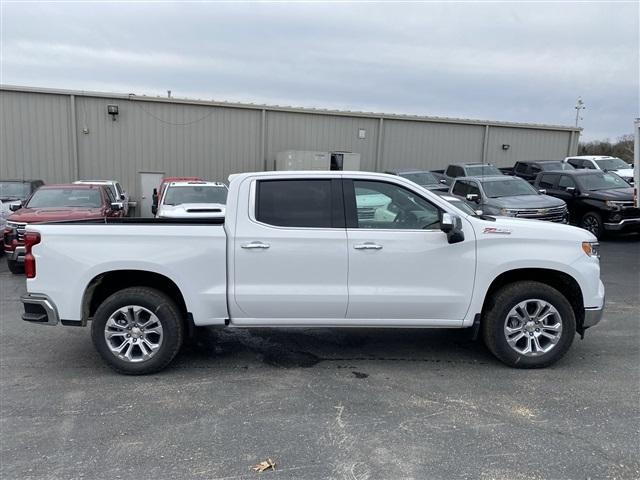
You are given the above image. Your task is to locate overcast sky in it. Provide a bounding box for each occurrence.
[1,1,638,140]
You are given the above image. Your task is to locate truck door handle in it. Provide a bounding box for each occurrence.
[353,242,383,250]
[241,241,270,249]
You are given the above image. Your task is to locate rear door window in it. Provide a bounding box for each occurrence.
[558,176,576,190]
[451,181,469,196]
[538,174,558,189]
[256,179,339,228]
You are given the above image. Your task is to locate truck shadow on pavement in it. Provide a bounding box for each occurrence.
[177,326,494,370]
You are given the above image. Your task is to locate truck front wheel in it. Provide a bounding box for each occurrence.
[91,287,184,375]
[482,281,576,368]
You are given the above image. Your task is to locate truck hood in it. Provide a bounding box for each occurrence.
[487,195,565,209]
[474,215,596,242]
[606,168,633,178]
[585,188,634,201]
[8,207,105,223]
[158,203,226,218]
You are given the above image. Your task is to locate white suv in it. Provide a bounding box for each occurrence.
[564,156,634,185]
[156,181,228,219]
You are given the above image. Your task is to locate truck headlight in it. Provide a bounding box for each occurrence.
[605,200,622,210]
[581,241,600,258]
[499,208,516,216]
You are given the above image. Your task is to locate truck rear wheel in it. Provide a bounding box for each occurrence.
[7,259,24,275]
[91,287,184,375]
[482,281,576,368]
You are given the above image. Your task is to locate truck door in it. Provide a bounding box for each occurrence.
[343,179,476,321]
[231,177,348,321]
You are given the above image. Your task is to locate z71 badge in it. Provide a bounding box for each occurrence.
[483,227,512,235]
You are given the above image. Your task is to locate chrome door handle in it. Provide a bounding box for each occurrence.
[353,242,383,250]
[241,241,270,249]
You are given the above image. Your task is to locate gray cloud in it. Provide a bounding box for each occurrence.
[1,2,638,140]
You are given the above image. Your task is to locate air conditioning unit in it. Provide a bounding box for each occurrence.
[275,150,331,171]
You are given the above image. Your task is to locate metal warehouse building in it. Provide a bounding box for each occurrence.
[1,84,580,214]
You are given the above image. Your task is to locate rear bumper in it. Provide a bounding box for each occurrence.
[6,246,26,262]
[21,294,59,325]
[604,217,640,232]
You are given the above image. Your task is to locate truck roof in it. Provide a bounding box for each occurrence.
[167,181,227,187]
[565,155,621,160]
[74,180,118,185]
[40,183,104,190]
[462,175,520,182]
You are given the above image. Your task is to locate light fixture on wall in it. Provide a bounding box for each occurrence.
[358,129,366,139]
[502,144,510,150]
[107,104,119,121]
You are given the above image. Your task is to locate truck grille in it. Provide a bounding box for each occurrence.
[511,205,567,223]
[6,221,27,241]
[357,207,376,220]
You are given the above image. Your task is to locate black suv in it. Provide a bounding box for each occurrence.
[510,160,574,183]
[534,170,639,238]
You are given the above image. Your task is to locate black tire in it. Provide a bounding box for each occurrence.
[580,211,604,239]
[91,287,184,375]
[482,281,576,369]
[7,259,24,274]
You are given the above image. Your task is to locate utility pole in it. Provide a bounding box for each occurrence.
[574,97,585,127]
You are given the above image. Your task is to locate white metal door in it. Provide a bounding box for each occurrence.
[230,177,348,321]
[345,179,476,321]
[139,172,164,218]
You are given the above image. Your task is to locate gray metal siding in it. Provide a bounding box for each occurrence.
[381,120,486,171]
[0,90,73,182]
[486,127,572,166]
[266,111,379,171]
[74,97,262,198]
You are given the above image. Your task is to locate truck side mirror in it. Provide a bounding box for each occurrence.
[9,203,22,212]
[110,202,123,211]
[441,213,465,244]
[566,186,576,195]
[120,194,126,200]
[538,189,547,194]
[466,193,480,203]
[439,179,447,184]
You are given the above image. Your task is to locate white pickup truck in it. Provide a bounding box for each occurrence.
[20,171,605,374]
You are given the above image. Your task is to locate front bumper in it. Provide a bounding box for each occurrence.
[583,304,604,328]
[604,217,640,232]
[21,294,59,325]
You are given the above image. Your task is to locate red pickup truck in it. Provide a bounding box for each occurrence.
[3,184,123,274]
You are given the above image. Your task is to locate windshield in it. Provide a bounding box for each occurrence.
[465,165,502,176]
[400,172,438,185]
[444,198,477,216]
[541,162,574,171]
[577,172,629,191]
[0,182,31,199]
[163,185,228,206]
[595,158,630,171]
[26,188,102,208]
[482,178,538,198]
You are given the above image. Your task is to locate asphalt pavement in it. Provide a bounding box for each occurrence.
[1,237,639,480]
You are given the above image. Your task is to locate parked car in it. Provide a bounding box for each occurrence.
[3,184,124,273]
[151,176,203,215]
[503,160,574,183]
[564,156,634,186]
[0,179,45,211]
[74,180,131,216]
[20,171,603,374]
[432,163,504,185]
[154,181,228,218]
[449,176,568,223]
[534,170,640,238]
[384,170,449,192]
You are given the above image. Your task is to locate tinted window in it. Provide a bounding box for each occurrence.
[530,166,542,175]
[104,187,115,203]
[467,182,481,196]
[567,159,582,168]
[538,174,558,189]
[26,188,102,208]
[399,172,438,186]
[256,180,333,228]
[0,182,31,198]
[452,181,469,196]
[482,178,538,197]
[539,162,565,171]
[558,176,576,189]
[576,172,629,191]
[595,158,629,170]
[514,163,528,174]
[353,180,440,230]
[465,165,502,176]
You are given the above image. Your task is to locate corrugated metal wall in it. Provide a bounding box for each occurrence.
[0,91,74,182]
[266,111,379,171]
[381,120,485,171]
[0,87,580,202]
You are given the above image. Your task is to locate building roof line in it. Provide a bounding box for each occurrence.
[0,84,582,132]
